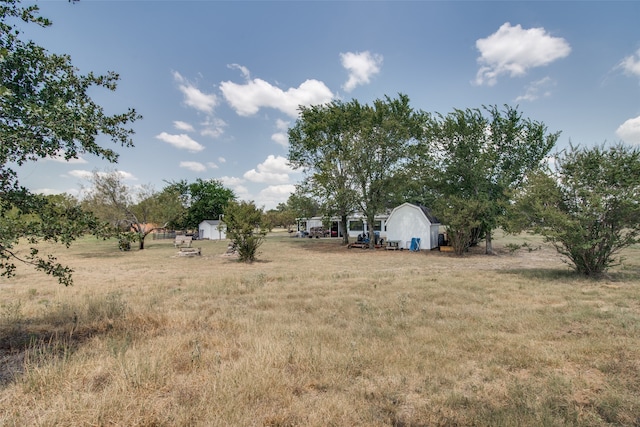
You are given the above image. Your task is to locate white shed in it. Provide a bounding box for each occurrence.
[384,203,440,250]
[198,220,226,240]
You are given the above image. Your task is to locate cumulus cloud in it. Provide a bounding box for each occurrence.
[155,132,205,152]
[618,48,640,79]
[515,77,555,102]
[220,67,334,117]
[616,116,640,144]
[271,119,290,147]
[45,150,88,164]
[173,71,218,114]
[200,117,227,139]
[341,51,383,92]
[218,157,226,164]
[174,121,195,132]
[67,169,136,181]
[179,161,207,172]
[228,63,251,80]
[243,155,294,184]
[257,184,296,210]
[474,23,571,86]
[206,162,219,169]
[218,176,249,200]
[219,176,245,187]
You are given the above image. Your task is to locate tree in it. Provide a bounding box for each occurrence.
[289,100,359,245]
[511,143,640,275]
[346,94,425,248]
[418,105,559,254]
[165,178,235,230]
[222,200,267,263]
[83,171,180,250]
[0,1,140,284]
[289,94,425,247]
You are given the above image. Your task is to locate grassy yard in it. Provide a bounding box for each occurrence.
[1,232,639,426]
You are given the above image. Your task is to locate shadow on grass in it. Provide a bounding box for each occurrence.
[500,265,640,283]
[0,293,129,387]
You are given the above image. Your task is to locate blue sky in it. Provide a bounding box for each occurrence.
[16,0,640,210]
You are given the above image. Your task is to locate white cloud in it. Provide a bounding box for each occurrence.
[219,176,245,187]
[179,161,207,172]
[474,23,571,86]
[616,116,640,144]
[206,162,219,169]
[257,184,296,210]
[340,51,383,92]
[218,157,226,164]
[155,132,205,152]
[619,48,640,79]
[67,170,94,180]
[220,71,334,117]
[173,71,218,114]
[271,119,290,147]
[515,77,555,102]
[67,169,136,181]
[218,176,250,200]
[243,155,294,184]
[174,121,195,132]
[45,150,88,164]
[271,133,289,147]
[200,117,227,139]
[228,63,251,80]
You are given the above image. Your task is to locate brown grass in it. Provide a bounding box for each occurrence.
[1,231,639,426]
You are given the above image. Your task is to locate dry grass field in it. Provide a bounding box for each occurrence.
[1,231,639,426]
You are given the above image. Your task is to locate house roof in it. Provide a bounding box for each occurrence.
[388,202,440,224]
[200,220,221,226]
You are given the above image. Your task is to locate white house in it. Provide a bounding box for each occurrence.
[297,213,389,239]
[384,203,440,250]
[198,220,226,240]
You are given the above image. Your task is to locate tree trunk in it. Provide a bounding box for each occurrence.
[368,218,376,250]
[485,230,493,255]
[139,235,145,250]
[341,214,349,245]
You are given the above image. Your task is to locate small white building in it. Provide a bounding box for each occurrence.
[198,220,226,240]
[384,203,440,250]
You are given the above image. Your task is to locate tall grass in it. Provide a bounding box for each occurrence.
[1,232,639,426]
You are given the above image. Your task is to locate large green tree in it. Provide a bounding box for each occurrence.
[289,100,359,245]
[511,143,640,275]
[0,1,140,284]
[165,178,235,230]
[289,94,424,247]
[346,94,425,248]
[418,105,558,254]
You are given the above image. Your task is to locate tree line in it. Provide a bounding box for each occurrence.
[287,95,640,276]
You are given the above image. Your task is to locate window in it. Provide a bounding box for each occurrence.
[374,220,382,231]
[349,220,364,231]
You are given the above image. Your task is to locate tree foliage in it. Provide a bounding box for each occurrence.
[164,179,235,230]
[0,1,140,284]
[289,100,360,244]
[222,200,267,263]
[82,171,182,250]
[511,143,640,275]
[289,94,424,246]
[418,105,558,254]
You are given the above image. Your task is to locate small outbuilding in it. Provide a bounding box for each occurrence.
[198,220,226,240]
[384,203,440,250]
